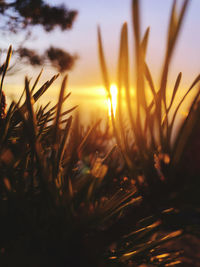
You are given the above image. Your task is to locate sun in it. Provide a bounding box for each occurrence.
[108,84,118,118]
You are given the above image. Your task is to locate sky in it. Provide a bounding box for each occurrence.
[4,0,200,119]
[44,0,200,88]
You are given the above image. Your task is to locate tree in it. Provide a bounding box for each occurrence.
[0,0,78,72]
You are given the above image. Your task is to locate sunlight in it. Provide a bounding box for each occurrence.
[108,84,118,118]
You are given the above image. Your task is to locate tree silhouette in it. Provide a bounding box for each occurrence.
[0,0,78,72]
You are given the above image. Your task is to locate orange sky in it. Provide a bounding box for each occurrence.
[4,0,200,120]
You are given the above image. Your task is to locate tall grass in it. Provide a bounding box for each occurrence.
[98,0,200,264]
[1,0,200,266]
[0,45,188,266]
[98,0,200,196]
[0,45,164,266]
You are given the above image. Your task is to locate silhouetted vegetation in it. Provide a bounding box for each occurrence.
[0,0,200,266]
[0,0,78,72]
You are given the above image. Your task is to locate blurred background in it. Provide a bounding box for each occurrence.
[1,0,200,122]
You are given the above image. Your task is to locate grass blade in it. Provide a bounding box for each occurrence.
[53,75,68,144]
[0,45,12,103]
[169,74,200,137]
[167,72,182,112]
[98,26,110,94]
[31,68,43,93]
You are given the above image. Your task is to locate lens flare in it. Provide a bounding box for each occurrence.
[108,84,118,118]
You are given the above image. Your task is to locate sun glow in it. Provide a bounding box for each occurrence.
[108,84,118,118]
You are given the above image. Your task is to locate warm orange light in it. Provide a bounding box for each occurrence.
[108,84,118,118]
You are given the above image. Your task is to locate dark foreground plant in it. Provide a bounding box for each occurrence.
[0,46,166,267]
[1,0,200,266]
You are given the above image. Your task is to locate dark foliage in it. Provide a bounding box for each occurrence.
[0,0,78,72]
[0,0,78,32]
[14,0,77,31]
[1,0,200,266]
[46,46,78,73]
[18,46,77,72]
[18,47,44,65]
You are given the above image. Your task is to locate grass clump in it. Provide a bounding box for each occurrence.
[98,0,200,265]
[0,46,146,267]
[0,0,200,266]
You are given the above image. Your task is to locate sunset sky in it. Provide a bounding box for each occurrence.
[50,0,200,88]
[4,0,200,119]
